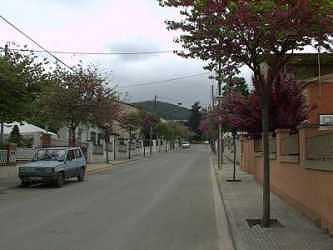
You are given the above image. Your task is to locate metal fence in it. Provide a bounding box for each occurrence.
[254,137,276,153]
[0,150,8,166]
[50,138,68,147]
[280,134,299,156]
[16,148,34,161]
[254,138,263,152]
[306,133,333,160]
[269,137,277,154]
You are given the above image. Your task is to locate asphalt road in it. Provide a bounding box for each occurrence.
[0,145,219,250]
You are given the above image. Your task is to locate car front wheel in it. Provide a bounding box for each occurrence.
[55,172,65,188]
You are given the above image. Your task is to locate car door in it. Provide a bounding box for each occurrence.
[73,149,83,176]
[64,150,75,178]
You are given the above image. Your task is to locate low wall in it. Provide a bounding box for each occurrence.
[240,128,333,235]
[0,166,18,178]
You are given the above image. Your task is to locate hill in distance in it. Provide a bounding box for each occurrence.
[134,101,191,121]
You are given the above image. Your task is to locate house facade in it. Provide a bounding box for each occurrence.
[285,53,333,125]
[56,101,144,163]
[239,53,333,235]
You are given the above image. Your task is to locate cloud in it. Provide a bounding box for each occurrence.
[0,0,252,108]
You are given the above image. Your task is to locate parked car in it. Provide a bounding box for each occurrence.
[18,147,86,187]
[181,141,191,149]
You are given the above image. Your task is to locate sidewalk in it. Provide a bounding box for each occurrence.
[214,157,333,250]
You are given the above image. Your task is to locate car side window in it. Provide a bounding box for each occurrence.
[75,149,82,159]
[66,150,74,161]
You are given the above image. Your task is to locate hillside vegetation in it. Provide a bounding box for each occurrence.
[134,101,191,121]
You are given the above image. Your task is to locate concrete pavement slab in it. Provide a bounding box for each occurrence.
[215,157,333,250]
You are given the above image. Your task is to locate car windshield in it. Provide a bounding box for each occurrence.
[34,149,66,161]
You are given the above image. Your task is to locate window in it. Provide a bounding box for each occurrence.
[98,133,104,145]
[66,150,75,161]
[35,149,66,161]
[75,149,82,159]
[320,115,333,125]
[90,132,97,145]
[77,128,83,142]
[320,115,333,130]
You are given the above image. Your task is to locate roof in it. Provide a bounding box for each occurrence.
[264,53,333,65]
[287,53,333,66]
[3,122,57,136]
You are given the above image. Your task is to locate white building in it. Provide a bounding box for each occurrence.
[3,121,57,147]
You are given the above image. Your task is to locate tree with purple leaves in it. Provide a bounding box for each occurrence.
[159,0,333,226]
[215,73,311,137]
[214,73,311,184]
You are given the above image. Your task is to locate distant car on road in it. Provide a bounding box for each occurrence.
[181,141,191,149]
[18,147,86,188]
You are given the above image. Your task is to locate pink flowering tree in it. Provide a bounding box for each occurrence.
[159,0,333,226]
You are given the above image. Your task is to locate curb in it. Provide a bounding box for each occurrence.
[86,158,141,175]
[209,155,236,250]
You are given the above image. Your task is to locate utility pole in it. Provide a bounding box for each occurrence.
[217,60,223,169]
[210,84,215,151]
[150,95,157,155]
[211,84,215,108]
[0,44,9,147]
[128,128,132,160]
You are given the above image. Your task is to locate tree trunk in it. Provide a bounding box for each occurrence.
[104,130,110,164]
[261,98,271,227]
[149,127,153,155]
[233,131,236,181]
[113,136,116,161]
[69,127,76,147]
[128,139,131,160]
[128,129,132,160]
[0,121,4,147]
[105,137,109,163]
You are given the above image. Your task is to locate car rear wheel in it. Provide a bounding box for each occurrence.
[55,172,65,188]
[77,167,85,182]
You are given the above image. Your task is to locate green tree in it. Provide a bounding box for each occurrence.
[40,65,105,146]
[0,45,48,145]
[223,77,249,96]
[8,125,22,146]
[188,102,203,141]
[90,83,120,162]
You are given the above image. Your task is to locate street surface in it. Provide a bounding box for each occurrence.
[0,145,219,250]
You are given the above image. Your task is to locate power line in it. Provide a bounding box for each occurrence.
[119,73,209,88]
[0,47,174,55]
[0,14,73,71]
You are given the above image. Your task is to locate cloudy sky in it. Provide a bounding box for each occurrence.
[0,0,252,108]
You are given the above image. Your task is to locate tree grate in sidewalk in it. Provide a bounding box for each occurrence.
[246,219,284,228]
